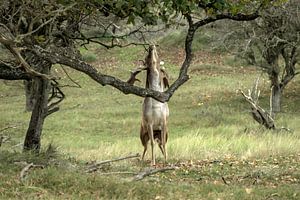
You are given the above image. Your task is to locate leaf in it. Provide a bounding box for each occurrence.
[245,187,253,194]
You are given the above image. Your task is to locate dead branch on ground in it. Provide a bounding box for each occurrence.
[85,153,140,173]
[99,171,137,176]
[20,163,44,182]
[0,125,17,133]
[133,166,176,181]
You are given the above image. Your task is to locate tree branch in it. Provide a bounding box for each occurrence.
[193,11,259,30]
[0,62,31,80]
[86,153,140,173]
[32,45,172,102]
[20,163,44,182]
[133,166,176,181]
[0,34,53,80]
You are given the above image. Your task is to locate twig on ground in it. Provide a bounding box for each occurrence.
[20,163,44,182]
[11,142,23,148]
[0,125,17,133]
[86,153,140,173]
[222,176,229,185]
[99,171,137,176]
[0,135,10,147]
[277,127,293,133]
[133,166,176,181]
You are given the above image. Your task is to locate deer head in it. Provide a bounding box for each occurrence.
[127,45,169,89]
[145,45,159,71]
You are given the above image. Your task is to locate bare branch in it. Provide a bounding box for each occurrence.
[16,3,77,41]
[133,166,176,181]
[20,163,44,182]
[0,125,16,133]
[48,80,65,110]
[0,34,53,80]
[86,153,140,173]
[99,171,137,175]
[240,87,275,130]
[60,65,81,88]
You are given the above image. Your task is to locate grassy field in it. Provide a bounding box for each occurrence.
[0,41,300,199]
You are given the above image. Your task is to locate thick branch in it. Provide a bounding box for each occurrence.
[32,46,171,102]
[0,62,31,80]
[193,12,259,30]
[168,11,260,99]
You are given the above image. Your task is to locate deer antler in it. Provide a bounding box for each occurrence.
[127,66,147,85]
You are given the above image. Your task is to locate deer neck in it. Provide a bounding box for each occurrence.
[145,45,163,92]
[146,69,162,92]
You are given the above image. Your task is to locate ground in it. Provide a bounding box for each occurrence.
[0,42,300,199]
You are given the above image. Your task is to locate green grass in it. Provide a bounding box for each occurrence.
[0,44,300,199]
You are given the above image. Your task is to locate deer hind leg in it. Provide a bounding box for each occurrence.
[140,125,148,161]
[154,130,164,157]
[162,122,168,163]
[147,124,155,165]
[154,130,167,163]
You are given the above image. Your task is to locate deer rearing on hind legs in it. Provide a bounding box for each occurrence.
[127,45,169,166]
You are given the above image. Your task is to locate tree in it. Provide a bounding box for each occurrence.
[221,0,299,113]
[0,0,278,152]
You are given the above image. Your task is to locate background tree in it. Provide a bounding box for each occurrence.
[221,0,299,113]
[0,0,278,152]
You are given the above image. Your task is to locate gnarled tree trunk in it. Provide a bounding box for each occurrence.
[270,84,281,114]
[24,80,37,112]
[23,65,50,152]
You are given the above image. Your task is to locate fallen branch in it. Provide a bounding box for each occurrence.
[0,125,17,133]
[133,166,176,181]
[86,153,140,173]
[20,163,44,182]
[0,135,10,147]
[239,77,275,130]
[99,171,137,176]
[240,89,275,129]
[222,176,229,185]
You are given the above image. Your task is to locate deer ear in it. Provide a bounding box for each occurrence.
[160,68,169,88]
[163,77,169,88]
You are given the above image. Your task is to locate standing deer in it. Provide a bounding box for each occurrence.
[127,45,169,165]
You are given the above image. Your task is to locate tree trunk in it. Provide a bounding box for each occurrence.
[267,55,282,114]
[23,66,49,152]
[24,80,36,112]
[271,84,282,113]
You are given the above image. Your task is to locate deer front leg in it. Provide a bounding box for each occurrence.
[162,122,168,163]
[147,124,155,166]
[140,125,148,161]
[142,145,147,161]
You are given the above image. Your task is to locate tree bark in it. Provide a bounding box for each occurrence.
[24,80,36,112]
[23,65,50,152]
[0,63,31,80]
[271,84,281,113]
[267,55,281,113]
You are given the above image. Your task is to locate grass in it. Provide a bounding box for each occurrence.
[0,43,300,199]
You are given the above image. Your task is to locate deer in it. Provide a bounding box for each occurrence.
[127,45,169,166]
